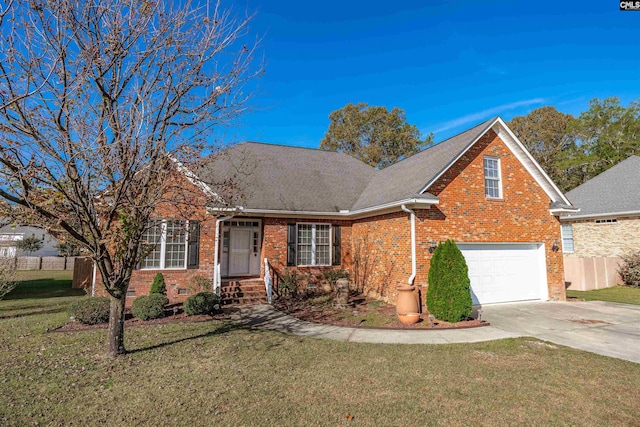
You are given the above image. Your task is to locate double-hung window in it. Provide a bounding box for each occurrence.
[296,223,331,266]
[483,156,502,199]
[561,224,574,253]
[141,219,188,269]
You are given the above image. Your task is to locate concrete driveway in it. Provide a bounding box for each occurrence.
[481,301,640,364]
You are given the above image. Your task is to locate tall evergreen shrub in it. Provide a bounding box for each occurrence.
[150,272,166,295]
[426,239,472,322]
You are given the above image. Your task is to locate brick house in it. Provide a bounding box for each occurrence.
[93,117,577,306]
[561,155,640,290]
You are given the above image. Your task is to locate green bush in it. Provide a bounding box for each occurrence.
[184,292,220,316]
[619,251,640,288]
[68,297,110,325]
[426,239,472,323]
[277,270,307,298]
[150,272,166,295]
[131,294,168,320]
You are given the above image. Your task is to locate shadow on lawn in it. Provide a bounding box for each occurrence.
[0,306,69,320]
[5,279,85,300]
[126,321,250,354]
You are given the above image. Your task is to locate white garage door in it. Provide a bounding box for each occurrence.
[457,243,547,305]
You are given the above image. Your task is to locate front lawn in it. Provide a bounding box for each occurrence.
[567,285,640,305]
[2,278,640,426]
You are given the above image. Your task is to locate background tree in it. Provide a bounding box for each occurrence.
[15,236,43,256]
[0,0,261,357]
[320,102,433,168]
[568,97,640,185]
[508,106,579,192]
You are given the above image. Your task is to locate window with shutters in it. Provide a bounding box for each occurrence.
[141,219,193,269]
[296,223,331,266]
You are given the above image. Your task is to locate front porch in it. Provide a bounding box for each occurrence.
[220,277,268,305]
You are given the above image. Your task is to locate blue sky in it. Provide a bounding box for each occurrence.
[222,0,640,148]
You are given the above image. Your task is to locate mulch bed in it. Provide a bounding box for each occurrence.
[50,305,239,333]
[274,293,489,330]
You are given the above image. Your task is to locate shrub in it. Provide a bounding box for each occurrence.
[131,294,168,320]
[619,251,640,288]
[150,272,166,295]
[184,292,220,316]
[426,239,472,323]
[68,297,110,325]
[277,270,305,298]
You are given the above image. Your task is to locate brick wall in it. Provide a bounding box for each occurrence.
[353,129,566,303]
[94,173,218,305]
[565,216,640,257]
[262,217,353,288]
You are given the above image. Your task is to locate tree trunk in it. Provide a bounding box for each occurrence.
[106,294,127,357]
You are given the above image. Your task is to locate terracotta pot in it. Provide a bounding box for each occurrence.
[396,285,420,324]
[398,313,420,325]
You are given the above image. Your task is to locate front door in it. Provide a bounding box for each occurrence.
[229,228,252,276]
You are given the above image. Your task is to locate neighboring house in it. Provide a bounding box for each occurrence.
[93,116,577,306]
[561,155,640,290]
[0,224,60,257]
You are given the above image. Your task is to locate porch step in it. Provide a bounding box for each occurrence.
[220,278,267,306]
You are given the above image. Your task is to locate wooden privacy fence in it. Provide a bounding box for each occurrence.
[564,256,623,291]
[72,257,93,290]
[8,256,77,271]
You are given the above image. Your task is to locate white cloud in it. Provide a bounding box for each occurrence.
[432,98,545,134]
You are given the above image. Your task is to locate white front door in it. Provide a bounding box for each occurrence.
[229,228,252,276]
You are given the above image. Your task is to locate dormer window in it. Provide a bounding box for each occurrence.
[483,156,502,199]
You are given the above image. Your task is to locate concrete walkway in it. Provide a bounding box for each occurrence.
[237,304,519,344]
[238,301,640,364]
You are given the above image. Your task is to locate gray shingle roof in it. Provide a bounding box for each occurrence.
[198,117,554,214]
[197,143,376,212]
[351,118,495,210]
[564,155,640,218]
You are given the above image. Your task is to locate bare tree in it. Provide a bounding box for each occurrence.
[0,0,262,357]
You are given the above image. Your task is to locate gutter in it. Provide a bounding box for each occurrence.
[213,214,234,295]
[208,197,439,219]
[559,209,640,221]
[400,204,417,285]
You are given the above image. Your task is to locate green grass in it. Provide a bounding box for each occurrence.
[2,277,640,426]
[567,285,640,305]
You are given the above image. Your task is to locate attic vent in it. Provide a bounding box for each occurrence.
[126,289,136,297]
[177,288,188,295]
[595,218,617,224]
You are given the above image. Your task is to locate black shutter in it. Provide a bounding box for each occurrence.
[187,221,200,269]
[287,224,296,266]
[332,225,341,266]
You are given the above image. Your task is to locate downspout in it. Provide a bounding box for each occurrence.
[213,215,234,295]
[91,261,97,297]
[400,204,416,285]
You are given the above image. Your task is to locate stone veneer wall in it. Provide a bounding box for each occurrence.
[565,216,640,258]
